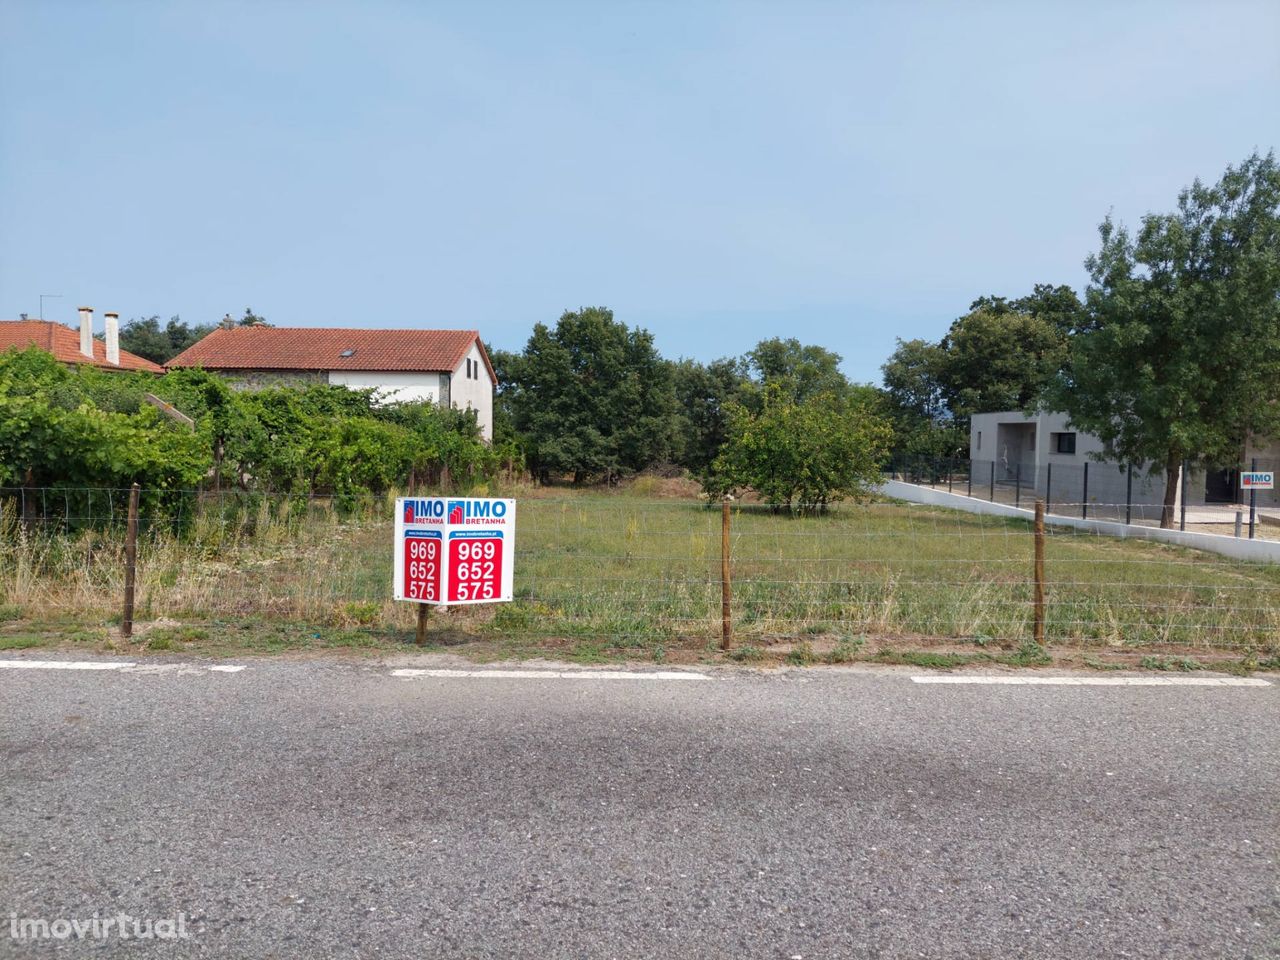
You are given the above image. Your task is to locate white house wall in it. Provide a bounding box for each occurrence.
[449,341,494,441]
[326,371,444,405]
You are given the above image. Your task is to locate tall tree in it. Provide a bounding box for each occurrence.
[1049,152,1280,527]
[1014,283,1088,338]
[881,337,964,465]
[504,307,676,484]
[882,338,947,423]
[669,357,750,474]
[936,307,1067,417]
[118,315,215,364]
[745,337,849,404]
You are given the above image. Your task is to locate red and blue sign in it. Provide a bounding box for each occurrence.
[394,497,515,606]
[1241,471,1274,490]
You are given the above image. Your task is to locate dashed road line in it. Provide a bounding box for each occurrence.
[0,660,248,674]
[390,668,710,681]
[0,660,136,671]
[911,675,1270,687]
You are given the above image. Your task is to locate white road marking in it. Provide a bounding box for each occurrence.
[0,660,135,671]
[911,675,1270,687]
[390,668,710,681]
[0,660,247,674]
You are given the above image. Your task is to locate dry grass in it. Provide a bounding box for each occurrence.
[2,489,1278,660]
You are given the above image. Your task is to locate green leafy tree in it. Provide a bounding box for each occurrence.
[707,387,893,512]
[882,337,947,423]
[745,338,850,405]
[1013,284,1088,338]
[504,307,676,484]
[936,308,1067,418]
[119,316,215,363]
[879,336,966,472]
[669,357,751,474]
[966,285,1085,337]
[1049,151,1280,527]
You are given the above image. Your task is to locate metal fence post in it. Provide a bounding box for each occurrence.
[1180,459,1188,532]
[947,457,954,494]
[1045,463,1053,515]
[121,483,141,638]
[1125,466,1133,525]
[967,461,972,498]
[1033,500,1046,648]
[1015,463,1022,508]
[721,496,733,651]
[1249,457,1257,540]
[1082,461,1089,519]
[990,461,996,502]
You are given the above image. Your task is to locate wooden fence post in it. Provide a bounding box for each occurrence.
[121,483,141,638]
[415,603,430,646]
[21,468,36,535]
[721,496,733,651]
[1033,499,1046,648]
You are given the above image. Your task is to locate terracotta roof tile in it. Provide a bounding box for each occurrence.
[166,327,494,379]
[0,320,164,373]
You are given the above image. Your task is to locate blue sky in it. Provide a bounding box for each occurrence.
[2,1,1277,383]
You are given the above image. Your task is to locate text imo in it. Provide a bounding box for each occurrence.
[403,500,445,523]
[447,500,508,523]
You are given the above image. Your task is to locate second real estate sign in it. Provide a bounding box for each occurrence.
[1241,471,1275,490]
[393,497,516,606]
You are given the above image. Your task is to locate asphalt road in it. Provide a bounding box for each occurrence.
[1,656,1276,959]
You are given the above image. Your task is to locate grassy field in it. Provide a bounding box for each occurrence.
[2,486,1279,666]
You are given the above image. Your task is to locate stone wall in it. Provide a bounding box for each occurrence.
[220,370,329,390]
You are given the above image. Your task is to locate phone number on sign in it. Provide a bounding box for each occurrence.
[449,538,502,601]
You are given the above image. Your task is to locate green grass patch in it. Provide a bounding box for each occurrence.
[1139,655,1205,672]
[874,649,979,669]
[824,636,866,664]
[785,641,817,666]
[0,635,45,650]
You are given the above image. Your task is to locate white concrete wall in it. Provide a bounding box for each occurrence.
[448,341,494,441]
[880,479,1280,563]
[327,371,444,405]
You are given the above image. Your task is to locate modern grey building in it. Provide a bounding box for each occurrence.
[968,409,1279,513]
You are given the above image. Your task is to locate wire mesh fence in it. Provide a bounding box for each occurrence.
[891,457,1280,539]
[2,486,1278,655]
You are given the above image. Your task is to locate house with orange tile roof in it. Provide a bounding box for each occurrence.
[167,326,495,440]
[0,307,164,374]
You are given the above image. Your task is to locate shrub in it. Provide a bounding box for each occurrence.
[705,385,893,512]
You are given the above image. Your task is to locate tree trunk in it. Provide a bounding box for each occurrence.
[1160,450,1181,529]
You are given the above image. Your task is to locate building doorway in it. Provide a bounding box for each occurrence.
[1204,467,1237,504]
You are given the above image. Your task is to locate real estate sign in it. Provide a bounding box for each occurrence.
[393,497,515,606]
[1240,471,1274,490]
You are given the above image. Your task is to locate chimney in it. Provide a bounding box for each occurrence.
[105,312,120,366]
[78,306,94,359]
